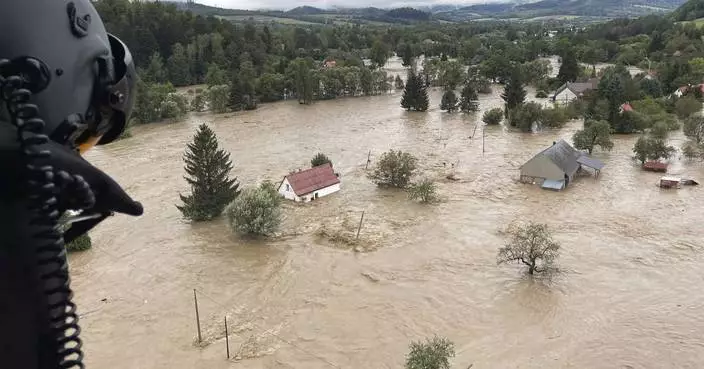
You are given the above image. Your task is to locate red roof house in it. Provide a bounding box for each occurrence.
[643,161,668,172]
[620,103,634,112]
[278,163,340,202]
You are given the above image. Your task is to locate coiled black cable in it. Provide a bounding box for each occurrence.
[0,61,92,369]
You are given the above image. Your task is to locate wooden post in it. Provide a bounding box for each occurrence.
[365,150,371,169]
[356,211,365,240]
[482,126,485,156]
[193,289,202,343]
[224,316,230,359]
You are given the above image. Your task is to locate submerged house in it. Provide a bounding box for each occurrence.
[278,163,340,202]
[520,139,604,191]
[551,79,598,104]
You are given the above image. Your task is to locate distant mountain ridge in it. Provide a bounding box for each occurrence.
[171,0,687,22]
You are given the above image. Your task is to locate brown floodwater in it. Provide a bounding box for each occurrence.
[74,58,704,369]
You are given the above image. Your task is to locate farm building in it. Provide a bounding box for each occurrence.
[520,139,605,191]
[643,161,668,172]
[278,163,340,202]
[551,79,598,104]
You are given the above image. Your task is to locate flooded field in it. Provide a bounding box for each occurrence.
[74,59,704,368]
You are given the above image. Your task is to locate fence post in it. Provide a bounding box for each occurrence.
[356,210,365,240]
[225,316,230,359]
[365,150,371,169]
[193,289,202,343]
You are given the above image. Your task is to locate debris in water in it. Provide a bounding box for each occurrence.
[361,272,380,282]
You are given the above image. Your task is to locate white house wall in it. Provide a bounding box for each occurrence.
[520,154,565,181]
[554,89,577,104]
[278,178,298,201]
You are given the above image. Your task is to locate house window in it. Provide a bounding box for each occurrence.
[286,184,290,191]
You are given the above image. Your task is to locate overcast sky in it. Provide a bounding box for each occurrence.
[195,0,483,11]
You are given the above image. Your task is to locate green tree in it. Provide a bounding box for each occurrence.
[405,336,455,369]
[395,75,405,90]
[209,84,230,113]
[225,181,281,237]
[510,102,542,132]
[400,43,414,67]
[483,108,504,125]
[684,114,704,143]
[361,67,374,96]
[572,120,614,154]
[440,90,458,112]
[682,141,701,160]
[675,95,702,119]
[557,49,579,84]
[640,78,663,98]
[167,43,192,86]
[408,179,437,203]
[369,150,418,188]
[178,124,240,221]
[459,83,480,113]
[205,63,228,87]
[633,136,675,164]
[370,40,390,69]
[438,60,466,90]
[497,222,560,275]
[160,93,188,120]
[401,69,429,112]
[541,106,569,128]
[311,153,332,167]
[143,52,167,84]
[191,92,205,112]
[292,58,315,104]
[501,70,527,116]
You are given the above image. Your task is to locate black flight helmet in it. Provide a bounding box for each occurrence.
[0,0,136,152]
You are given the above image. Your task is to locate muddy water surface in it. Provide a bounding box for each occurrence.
[74,59,704,369]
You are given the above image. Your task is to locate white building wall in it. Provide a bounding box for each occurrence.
[278,178,298,201]
[554,88,577,104]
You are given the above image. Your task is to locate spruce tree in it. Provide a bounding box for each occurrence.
[178,124,240,221]
[395,75,405,90]
[501,70,527,116]
[401,69,418,111]
[459,83,480,112]
[557,49,579,84]
[402,69,429,112]
[440,90,458,112]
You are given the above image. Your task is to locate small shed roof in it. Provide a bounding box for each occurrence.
[661,176,681,182]
[621,103,633,112]
[542,179,565,191]
[643,161,668,171]
[284,163,339,196]
[577,155,605,170]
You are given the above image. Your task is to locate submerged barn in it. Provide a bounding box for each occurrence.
[520,139,604,191]
[278,163,340,202]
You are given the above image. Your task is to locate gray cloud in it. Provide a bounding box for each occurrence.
[196,0,483,11]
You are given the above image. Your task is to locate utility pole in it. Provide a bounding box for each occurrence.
[193,289,202,343]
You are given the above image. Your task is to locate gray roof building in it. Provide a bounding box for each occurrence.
[520,139,604,190]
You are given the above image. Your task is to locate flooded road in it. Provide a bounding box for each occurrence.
[74,59,704,369]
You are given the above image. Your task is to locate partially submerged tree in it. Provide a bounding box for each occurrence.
[369,150,418,188]
[633,136,676,164]
[572,120,614,154]
[684,114,704,144]
[675,95,701,119]
[225,181,282,237]
[497,222,560,275]
[440,90,458,112]
[208,84,230,113]
[408,178,437,203]
[401,68,429,112]
[66,233,92,252]
[405,336,455,369]
[311,152,332,167]
[509,101,543,132]
[482,108,504,125]
[501,69,527,117]
[178,124,241,221]
[459,83,480,113]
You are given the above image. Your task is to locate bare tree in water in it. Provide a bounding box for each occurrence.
[497,222,560,274]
